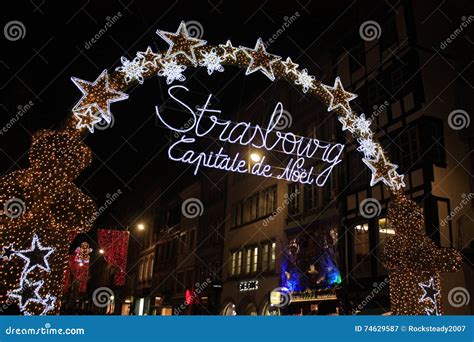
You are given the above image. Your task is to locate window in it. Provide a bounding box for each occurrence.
[353,223,370,276]
[288,183,300,215]
[263,186,277,215]
[176,271,185,292]
[231,252,237,276]
[304,184,318,211]
[392,125,419,171]
[189,229,196,251]
[231,201,243,227]
[379,15,398,51]
[350,43,365,72]
[378,218,394,246]
[261,241,276,272]
[391,64,410,94]
[148,258,154,280]
[246,193,260,221]
[245,248,252,274]
[252,247,258,273]
[270,242,276,270]
[236,250,242,275]
[367,82,384,107]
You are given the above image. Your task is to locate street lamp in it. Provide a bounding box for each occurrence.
[137,223,145,231]
[99,249,104,254]
[250,152,261,162]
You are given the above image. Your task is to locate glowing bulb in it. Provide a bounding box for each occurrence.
[99,249,104,254]
[137,223,145,231]
[250,152,261,162]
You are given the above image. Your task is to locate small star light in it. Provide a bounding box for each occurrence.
[73,106,102,133]
[116,56,148,84]
[199,48,224,75]
[71,70,129,123]
[158,58,186,84]
[282,57,299,75]
[156,21,207,65]
[389,170,406,191]
[16,234,55,276]
[40,294,57,315]
[295,69,316,93]
[241,38,281,81]
[357,137,378,158]
[338,114,357,133]
[354,113,372,137]
[136,46,162,69]
[322,76,357,114]
[219,40,240,61]
[1,243,16,261]
[362,148,399,188]
[419,277,440,306]
[8,279,44,311]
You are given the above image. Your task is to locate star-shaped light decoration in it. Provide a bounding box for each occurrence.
[282,57,299,75]
[40,294,57,315]
[219,40,240,61]
[362,148,399,188]
[241,38,281,81]
[419,277,440,306]
[338,114,357,133]
[73,106,102,133]
[322,76,357,114]
[156,21,207,65]
[16,234,55,277]
[71,70,129,123]
[136,46,162,69]
[389,170,406,191]
[8,279,44,311]
[1,243,16,261]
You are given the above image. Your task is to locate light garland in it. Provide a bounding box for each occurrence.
[382,194,463,315]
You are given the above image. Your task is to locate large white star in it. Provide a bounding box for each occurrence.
[322,77,357,114]
[241,38,281,81]
[156,21,207,65]
[16,234,55,277]
[71,70,128,123]
[8,279,44,311]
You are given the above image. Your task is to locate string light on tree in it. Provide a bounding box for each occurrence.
[382,194,463,315]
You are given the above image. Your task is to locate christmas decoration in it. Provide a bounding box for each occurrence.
[97,229,130,285]
[73,106,102,133]
[282,57,299,75]
[363,148,404,189]
[71,70,129,123]
[156,21,207,65]
[157,58,187,84]
[0,129,96,315]
[321,76,357,114]
[357,138,378,158]
[116,56,148,84]
[199,48,224,75]
[136,46,162,69]
[218,40,240,61]
[241,38,281,81]
[294,69,315,93]
[382,194,463,315]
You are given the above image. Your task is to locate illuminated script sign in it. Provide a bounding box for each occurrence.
[156,85,344,187]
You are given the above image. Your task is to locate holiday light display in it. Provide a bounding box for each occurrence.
[0,21,461,315]
[382,194,462,315]
[0,129,96,315]
[97,229,130,285]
